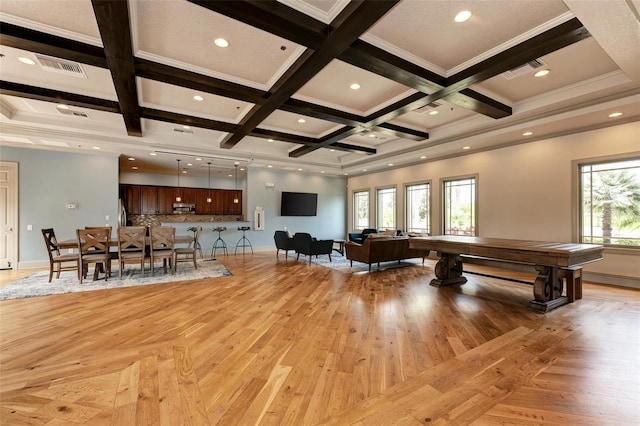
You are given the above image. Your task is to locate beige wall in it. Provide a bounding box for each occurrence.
[347,122,640,285]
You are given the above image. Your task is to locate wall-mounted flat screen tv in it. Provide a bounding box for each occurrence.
[281,191,318,216]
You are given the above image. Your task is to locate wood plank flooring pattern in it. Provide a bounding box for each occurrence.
[1,253,638,425]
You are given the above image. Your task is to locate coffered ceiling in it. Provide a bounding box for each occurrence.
[1,0,638,178]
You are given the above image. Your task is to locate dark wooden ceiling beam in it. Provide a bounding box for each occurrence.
[299,18,591,154]
[339,40,512,119]
[135,58,268,105]
[442,18,590,97]
[187,0,326,50]
[0,81,120,112]
[91,0,142,136]
[0,22,107,68]
[216,1,400,150]
[140,107,237,133]
[249,127,373,154]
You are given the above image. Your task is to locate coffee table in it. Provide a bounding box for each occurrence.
[333,239,346,256]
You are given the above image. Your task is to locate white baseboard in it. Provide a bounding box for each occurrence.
[16,260,49,270]
[583,272,640,289]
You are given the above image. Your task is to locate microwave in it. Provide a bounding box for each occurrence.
[173,203,196,214]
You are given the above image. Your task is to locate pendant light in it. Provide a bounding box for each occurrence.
[233,164,239,204]
[175,159,182,202]
[206,162,212,203]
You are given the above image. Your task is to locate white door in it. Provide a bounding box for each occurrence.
[0,162,18,269]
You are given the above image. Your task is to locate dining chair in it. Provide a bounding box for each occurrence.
[149,226,175,276]
[41,228,80,282]
[76,227,114,283]
[175,226,200,270]
[117,226,147,279]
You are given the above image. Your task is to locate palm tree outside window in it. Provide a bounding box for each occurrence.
[580,158,640,247]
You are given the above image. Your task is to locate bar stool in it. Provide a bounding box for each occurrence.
[187,226,203,258]
[235,226,253,255]
[211,226,228,257]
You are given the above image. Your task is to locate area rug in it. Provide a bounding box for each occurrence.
[309,253,424,273]
[0,258,231,300]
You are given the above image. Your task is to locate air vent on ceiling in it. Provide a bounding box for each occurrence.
[34,54,87,78]
[414,101,442,114]
[173,128,194,135]
[56,108,90,119]
[501,59,546,80]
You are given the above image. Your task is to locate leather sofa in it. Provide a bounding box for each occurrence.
[347,228,378,244]
[345,235,427,271]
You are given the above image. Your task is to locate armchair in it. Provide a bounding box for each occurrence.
[348,228,378,244]
[274,230,295,257]
[293,232,334,264]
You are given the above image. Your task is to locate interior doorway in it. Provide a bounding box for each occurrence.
[0,162,18,269]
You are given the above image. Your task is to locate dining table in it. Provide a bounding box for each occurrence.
[57,234,194,250]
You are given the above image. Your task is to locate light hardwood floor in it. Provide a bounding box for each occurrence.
[1,253,639,425]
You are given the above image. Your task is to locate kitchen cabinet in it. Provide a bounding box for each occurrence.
[140,186,158,214]
[223,190,242,215]
[123,185,141,215]
[195,189,211,214]
[119,184,243,216]
[157,187,175,214]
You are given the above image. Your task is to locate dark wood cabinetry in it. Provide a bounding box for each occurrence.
[122,185,141,214]
[120,184,242,216]
[157,187,175,214]
[140,186,158,214]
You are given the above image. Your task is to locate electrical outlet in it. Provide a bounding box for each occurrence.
[105,215,110,220]
[27,224,32,231]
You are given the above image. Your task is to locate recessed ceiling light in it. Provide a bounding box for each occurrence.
[330,149,335,152]
[362,168,367,172]
[454,10,472,23]
[193,95,204,101]
[344,173,349,176]
[298,168,303,171]
[150,152,157,156]
[462,146,471,150]
[92,146,100,150]
[420,156,427,159]
[428,110,439,115]
[187,163,193,166]
[267,165,273,168]
[608,112,623,118]
[240,167,245,171]
[128,157,135,161]
[368,134,376,138]
[183,125,191,130]
[132,166,138,170]
[18,57,35,65]
[388,163,394,166]
[57,104,69,110]
[321,170,325,173]
[268,139,274,142]
[534,69,550,77]
[228,174,233,177]
[297,118,306,123]
[350,83,360,90]
[522,131,533,136]
[182,170,187,174]
[196,158,202,161]
[214,38,229,48]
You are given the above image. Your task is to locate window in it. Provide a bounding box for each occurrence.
[377,186,396,229]
[443,176,477,235]
[406,182,430,234]
[579,157,640,247]
[353,190,369,230]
